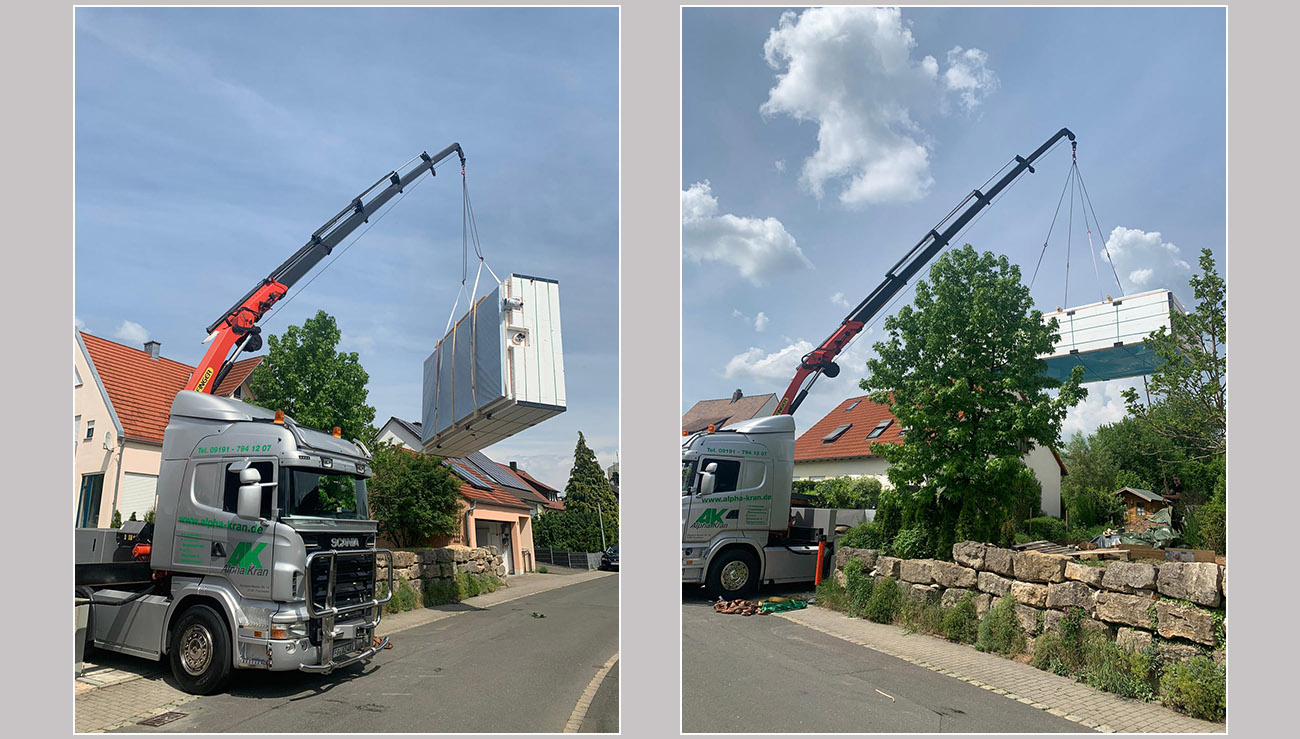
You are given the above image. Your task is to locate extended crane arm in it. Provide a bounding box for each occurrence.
[774,128,1075,416]
[186,143,466,394]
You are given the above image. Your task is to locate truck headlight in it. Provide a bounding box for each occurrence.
[271,622,309,640]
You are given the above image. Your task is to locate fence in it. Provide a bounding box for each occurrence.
[533,547,603,570]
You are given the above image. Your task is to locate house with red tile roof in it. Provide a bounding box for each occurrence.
[74,330,263,528]
[681,390,778,434]
[793,394,1068,518]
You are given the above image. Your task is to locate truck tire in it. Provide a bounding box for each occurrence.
[704,548,759,599]
[168,604,233,695]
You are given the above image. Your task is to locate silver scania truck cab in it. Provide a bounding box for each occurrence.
[681,415,840,598]
[75,391,394,694]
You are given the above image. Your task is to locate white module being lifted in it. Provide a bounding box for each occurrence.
[1040,288,1184,384]
[421,274,566,458]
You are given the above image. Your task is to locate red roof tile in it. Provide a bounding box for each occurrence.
[794,395,905,462]
[214,355,264,396]
[456,481,531,510]
[509,467,566,510]
[79,332,262,444]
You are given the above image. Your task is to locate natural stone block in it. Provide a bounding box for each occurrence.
[1116,627,1153,653]
[941,587,973,610]
[836,547,880,571]
[1013,550,1067,583]
[496,564,507,578]
[1043,609,1111,638]
[899,559,937,584]
[1101,562,1158,593]
[1046,581,1098,615]
[1212,648,1225,666]
[972,593,994,619]
[983,546,1016,577]
[1157,640,1204,665]
[440,562,455,578]
[874,556,901,579]
[905,583,940,605]
[1157,562,1222,607]
[1156,600,1217,646]
[1095,591,1157,628]
[452,547,470,563]
[932,561,978,589]
[832,569,848,588]
[977,571,1012,597]
[1221,567,1226,599]
[1064,560,1105,587]
[1012,603,1042,634]
[1010,581,1049,608]
[952,541,987,570]
[392,550,418,568]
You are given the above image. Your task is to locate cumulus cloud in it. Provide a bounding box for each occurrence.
[682,180,812,285]
[724,341,814,384]
[1061,378,1140,439]
[829,292,851,308]
[754,312,770,332]
[1102,226,1192,292]
[112,320,150,345]
[75,316,86,330]
[774,159,786,173]
[761,7,997,207]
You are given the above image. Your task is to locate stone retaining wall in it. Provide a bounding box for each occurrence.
[376,544,507,595]
[834,541,1225,664]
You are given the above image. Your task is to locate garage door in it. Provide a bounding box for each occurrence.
[119,473,158,521]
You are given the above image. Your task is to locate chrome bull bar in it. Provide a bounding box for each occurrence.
[301,548,393,674]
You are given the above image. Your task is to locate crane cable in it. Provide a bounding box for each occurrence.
[444,165,501,335]
[1031,145,1125,303]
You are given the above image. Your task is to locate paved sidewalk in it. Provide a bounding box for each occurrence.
[74,569,615,732]
[781,606,1223,734]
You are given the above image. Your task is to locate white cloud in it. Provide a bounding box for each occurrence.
[830,292,851,308]
[1102,226,1192,293]
[75,316,86,330]
[112,320,150,345]
[724,341,813,384]
[1061,379,1140,439]
[754,312,770,332]
[682,180,812,285]
[760,7,997,207]
[774,159,786,173]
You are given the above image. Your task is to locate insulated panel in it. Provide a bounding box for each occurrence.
[1039,289,1183,383]
[422,274,566,457]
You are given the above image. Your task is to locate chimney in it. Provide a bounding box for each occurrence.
[731,388,743,403]
[509,461,518,471]
[144,340,161,360]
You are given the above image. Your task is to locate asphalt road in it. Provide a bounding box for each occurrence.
[120,575,618,733]
[682,586,1087,733]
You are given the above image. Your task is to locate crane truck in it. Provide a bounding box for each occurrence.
[683,129,1077,599]
[74,144,466,694]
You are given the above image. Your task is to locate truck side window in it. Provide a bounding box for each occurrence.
[703,458,741,494]
[223,461,276,519]
[192,462,223,509]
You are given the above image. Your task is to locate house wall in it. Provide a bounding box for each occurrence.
[1123,496,1168,526]
[465,502,533,574]
[376,424,420,450]
[796,446,1065,519]
[793,457,893,487]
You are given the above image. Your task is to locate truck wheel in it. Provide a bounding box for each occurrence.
[705,548,759,599]
[168,604,232,695]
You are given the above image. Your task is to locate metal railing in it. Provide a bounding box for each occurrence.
[301,548,393,674]
[533,547,603,570]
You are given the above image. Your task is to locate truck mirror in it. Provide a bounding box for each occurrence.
[236,484,262,520]
[239,467,262,485]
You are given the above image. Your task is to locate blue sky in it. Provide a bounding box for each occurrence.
[682,6,1226,440]
[75,7,619,491]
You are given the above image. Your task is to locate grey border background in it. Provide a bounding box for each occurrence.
[2,0,1294,737]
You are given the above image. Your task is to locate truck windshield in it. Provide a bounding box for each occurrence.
[682,459,697,494]
[283,468,367,520]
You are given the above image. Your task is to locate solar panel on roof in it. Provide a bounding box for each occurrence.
[465,452,531,492]
[443,459,493,490]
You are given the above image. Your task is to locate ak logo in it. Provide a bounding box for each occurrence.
[692,508,737,529]
[226,542,267,569]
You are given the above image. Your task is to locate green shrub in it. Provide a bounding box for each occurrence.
[843,559,875,618]
[1078,638,1156,701]
[942,593,979,644]
[839,520,888,549]
[1063,486,1125,529]
[899,599,945,635]
[1160,656,1226,721]
[864,577,901,624]
[976,596,1026,656]
[814,578,848,613]
[384,578,418,614]
[422,578,458,607]
[1023,516,1067,542]
[110,510,122,529]
[537,565,548,574]
[1031,606,1088,673]
[891,526,929,559]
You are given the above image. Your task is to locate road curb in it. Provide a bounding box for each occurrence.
[563,652,619,733]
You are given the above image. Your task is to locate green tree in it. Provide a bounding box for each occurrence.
[860,245,1086,559]
[810,476,882,510]
[367,443,461,548]
[247,311,376,441]
[544,432,618,551]
[1122,249,1226,461]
